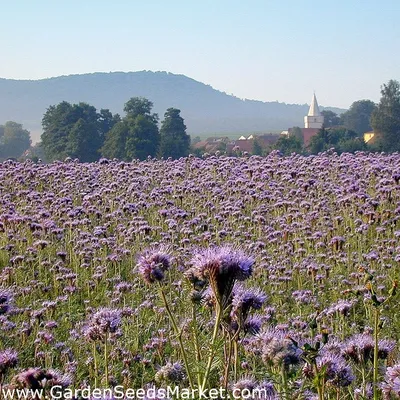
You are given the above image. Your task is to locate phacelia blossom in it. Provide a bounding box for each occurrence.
[303,352,354,388]
[11,368,72,390]
[188,246,254,307]
[0,289,13,315]
[382,363,400,399]
[0,349,18,375]
[155,362,185,384]
[343,333,395,364]
[137,246,172,284]
[83,308,122,341]
[258,328,302,371]
[231,284,267,322]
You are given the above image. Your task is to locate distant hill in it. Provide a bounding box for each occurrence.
[0,71,345,143]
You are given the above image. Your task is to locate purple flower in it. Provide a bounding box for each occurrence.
[292,290,315,305]
[0,349,18,375]
[382,364,400,399]
[0,289,13,315]
[244,315,263,335]
[231,377,257,395]
[256,381,278,400]
[11,368,72,389]
[229,284,267,335]
[354,383,373,399]
[258,328,302,371]
[33,240,49,250]
[303,352,354,387]
[83,308,122,341]
[189,245,254,306]
[231,284,267,320]
[343,333,395,364]
[137,246,172,284]
[155,362,185,383]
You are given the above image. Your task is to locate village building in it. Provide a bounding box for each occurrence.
[226,133,280,154]
[364,131,375,143]
[193,93,325,155]
[289,93,325,146]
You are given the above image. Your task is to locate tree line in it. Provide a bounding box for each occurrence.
[41,97,190,162]
[0,121,31,160]
[1,79,399,161]
[274,79,400,155]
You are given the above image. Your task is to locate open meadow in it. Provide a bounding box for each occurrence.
[0,152,400,399]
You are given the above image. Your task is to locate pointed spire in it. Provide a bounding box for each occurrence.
[308,93,321,117]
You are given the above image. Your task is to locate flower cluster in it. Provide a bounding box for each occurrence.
[137,247,172,284]
[188,246,254,307]
[83,308,122,341]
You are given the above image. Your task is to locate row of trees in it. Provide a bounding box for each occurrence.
[41,102,118,162]
[274,79,400,155]
[308,127,367,154]
[321,80,400,153]
[370,79,400,152]
[41,98,191,162]
[320,100,376,134]
[275,125,371,156]
[0,121,31,160]
[2,79,399,162]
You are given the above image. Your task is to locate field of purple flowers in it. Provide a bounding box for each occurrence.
[1,151,400,399]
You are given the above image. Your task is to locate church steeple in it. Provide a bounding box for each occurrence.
[308,93,321,116]
[304,93,324,128]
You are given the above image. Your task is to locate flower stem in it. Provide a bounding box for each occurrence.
[233,340,239,381]
[93,342,98,387]
[159,287,195,390]
[223,336,232,390]
[192,303,202,388]
[373,307,380,400]
[201,304,222,390]
[104,334,109,387]
[281,365,289,400]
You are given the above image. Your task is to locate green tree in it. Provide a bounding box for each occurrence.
[42,101,116,161]
[124,97,158,123]
[252,138,263,156]
[41,101,73,160]
[308,127,364,154]
[215,141,227,153]
[98,109,121,143]
[341,100,376,135]
[337,137,367,153]
[0,121,31,159]
[289,126,304,143]
[308,128,328,154]
[191,145,206,157]
[101,121,129,160]
[65,117,100,162]
[125,114,160,160]
[159,108,190,159]
[321,110,341,128]
[371,80,400,152]
[274,135,303,155]
[102,97,160,161]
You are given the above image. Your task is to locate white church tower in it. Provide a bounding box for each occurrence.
[304,93,324,129]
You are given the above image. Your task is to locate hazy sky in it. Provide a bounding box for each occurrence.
[1,0,399,108]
